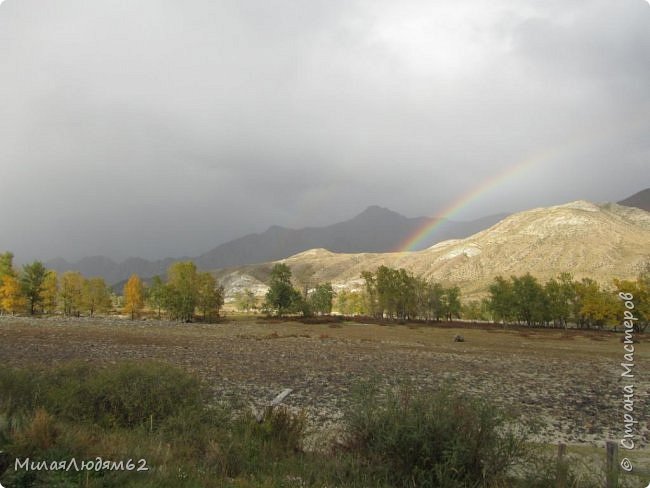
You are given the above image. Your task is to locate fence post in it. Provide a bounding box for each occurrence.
[606,440,619,488]
[556,442,567,488]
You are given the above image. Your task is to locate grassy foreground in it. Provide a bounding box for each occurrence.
[0,360,621,488]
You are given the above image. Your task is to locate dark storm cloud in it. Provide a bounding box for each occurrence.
[0,0,648,261]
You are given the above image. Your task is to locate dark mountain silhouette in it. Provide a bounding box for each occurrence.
[45,206,507,285]
[46,255,182,288]
[194,206,510,270]
[618,188,650,212]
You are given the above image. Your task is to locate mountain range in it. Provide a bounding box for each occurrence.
[45,208,508,285]
[215,200,650,300]
[44,188,649,286]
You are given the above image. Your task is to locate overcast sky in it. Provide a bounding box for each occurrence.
[1,0,649,262]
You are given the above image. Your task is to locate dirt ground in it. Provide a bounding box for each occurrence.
[1,315,649,460]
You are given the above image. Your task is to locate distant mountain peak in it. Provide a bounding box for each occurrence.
[355,205,407,219]
[266,224,288,232]
[618,188,650,212]
[363,204,390,211]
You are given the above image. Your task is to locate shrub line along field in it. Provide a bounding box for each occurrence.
[0,315,648,454]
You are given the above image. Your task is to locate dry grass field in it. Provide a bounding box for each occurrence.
[1,315,648,468]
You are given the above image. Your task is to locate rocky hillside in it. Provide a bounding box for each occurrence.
[215,201,650,299]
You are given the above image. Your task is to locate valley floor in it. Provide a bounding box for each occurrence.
[1,315,648,463]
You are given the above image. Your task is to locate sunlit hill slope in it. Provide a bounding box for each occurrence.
[214,201,650,299]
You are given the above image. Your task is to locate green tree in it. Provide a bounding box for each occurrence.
[166,261,200,322]
[374,266,418,320]
[20,261,50,315]
[264,263,302,316]
[375,266,398,318]
[83,277,112,317]
[426,282,445,322]
[487,276,514,325]
[196,272,224,321]
[442,286,462,321]
[544,273,575,328]
[396,269,417,319]
[511,273,548,326]
[309,282,335,315]
[361,270,380,318]
[147,275,168,319]
[0,251,15,283]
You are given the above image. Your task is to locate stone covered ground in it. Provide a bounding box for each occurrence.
[0,315,648,456]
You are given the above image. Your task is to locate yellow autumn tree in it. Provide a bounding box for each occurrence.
[0,275,26,315]
[60,271,85,317]
[83,277,112,317]
[614,276,650,331]
[41,270,59,314]
[123,274,144,320]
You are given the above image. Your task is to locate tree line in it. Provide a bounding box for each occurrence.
[360,266,461,321]
[468,271,650,330]
[261,263,460,321]
[0,252,112,317]
[0,252,224,322]
[142,261,224,322]
[261,263,335,317]
[3,249,647,329]
[262,262,649,330]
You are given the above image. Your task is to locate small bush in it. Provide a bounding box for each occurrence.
[0,367,42,416]
[0,361,206,430]
[16,408,58,451]
[252,406,306,453]
[45,361,206,429]
[342,383,530,487]
[516,448,607,488]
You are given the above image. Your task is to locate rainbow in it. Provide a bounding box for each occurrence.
[395,157,539,252]
[393,108,650,252]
